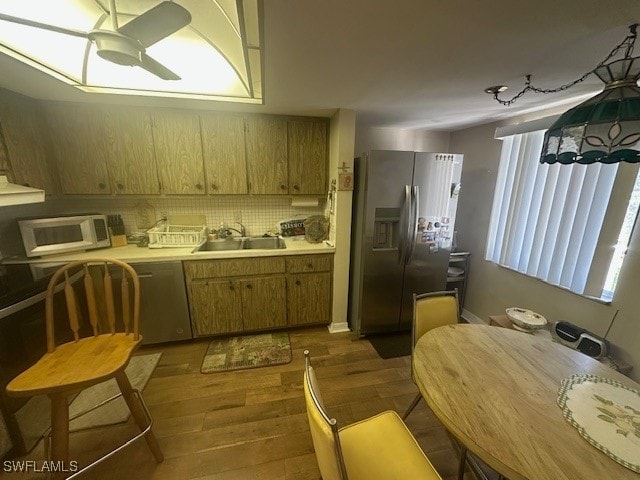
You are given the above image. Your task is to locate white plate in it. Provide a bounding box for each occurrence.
[506,307,547,329]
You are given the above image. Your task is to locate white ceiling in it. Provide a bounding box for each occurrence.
[0,0,638,132]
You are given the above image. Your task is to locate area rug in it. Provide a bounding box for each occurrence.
[368,331,413,359]
[201,332,292,373]
[14,352,162,451]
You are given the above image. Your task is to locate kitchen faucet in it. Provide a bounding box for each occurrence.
[218,222,246,238]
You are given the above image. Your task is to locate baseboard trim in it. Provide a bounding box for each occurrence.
[461,309,487,325]
[328,322,350,333]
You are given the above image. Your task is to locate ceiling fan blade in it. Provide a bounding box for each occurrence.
[118,1,191,48]
[139,52,180,80]
[0,12,89,39]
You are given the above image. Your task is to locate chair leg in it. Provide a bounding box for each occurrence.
[49,393,70,480]
[402,392,422,420]
[115,371,164,463]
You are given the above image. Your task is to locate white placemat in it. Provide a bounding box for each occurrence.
[558,374,640,473]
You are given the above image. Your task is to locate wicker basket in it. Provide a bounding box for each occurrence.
[147,224,207,248]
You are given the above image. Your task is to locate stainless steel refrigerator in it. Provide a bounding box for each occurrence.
[349,150,463,336]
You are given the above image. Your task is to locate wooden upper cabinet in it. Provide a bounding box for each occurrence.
[0,91,59,194]
[200,113,247,194]
[245,116,288,194]
[45,104,111,194]
[152,110,206,195]
[102,108,159,194]
[288,120,327,195]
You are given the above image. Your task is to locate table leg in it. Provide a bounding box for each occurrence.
[458,445,467,480]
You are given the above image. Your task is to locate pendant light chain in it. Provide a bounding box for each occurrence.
[492,24,638,106]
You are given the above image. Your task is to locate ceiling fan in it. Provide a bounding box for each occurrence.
[0,0,191,80]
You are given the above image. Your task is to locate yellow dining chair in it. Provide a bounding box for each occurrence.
[6,258,163,479]
[403,290,489,480]
[303,350,442,480]
[402,289,460,420]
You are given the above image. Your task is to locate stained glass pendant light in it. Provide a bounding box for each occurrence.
[488,24,640,165]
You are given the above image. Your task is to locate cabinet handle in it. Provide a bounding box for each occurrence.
[295,279,301,286]
[246,284,252,290]
[293,185,300,191]
[307,263,314,270]
[196,183,203,190]
[117,183,124,190]
[211,183,218,191]
[280,184,287,190]
[98,182,106,190]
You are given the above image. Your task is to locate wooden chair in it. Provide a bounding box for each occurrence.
[303,350,442,480]
[6,258,163,479]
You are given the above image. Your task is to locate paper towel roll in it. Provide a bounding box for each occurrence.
[291,197,319,207]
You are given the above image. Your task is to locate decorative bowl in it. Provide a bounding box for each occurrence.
[505,307,547,330]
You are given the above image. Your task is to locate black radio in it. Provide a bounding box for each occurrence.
[551,321,609,359]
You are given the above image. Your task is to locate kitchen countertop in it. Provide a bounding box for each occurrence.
[2,237,335,265]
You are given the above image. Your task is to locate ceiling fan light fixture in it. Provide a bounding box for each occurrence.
[89,30,142,67]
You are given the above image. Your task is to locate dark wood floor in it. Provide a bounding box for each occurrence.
[13,326,477,479]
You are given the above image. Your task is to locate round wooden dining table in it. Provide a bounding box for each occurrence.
[413,323,640,480]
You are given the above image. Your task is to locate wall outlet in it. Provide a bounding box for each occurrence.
[234,211,242,223]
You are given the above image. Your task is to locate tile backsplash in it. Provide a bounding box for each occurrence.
[0,196,326,257]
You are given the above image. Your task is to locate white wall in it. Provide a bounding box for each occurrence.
[327,108,356,332]
[450,108,640,381]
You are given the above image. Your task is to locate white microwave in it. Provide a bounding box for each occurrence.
[19,214,111,258]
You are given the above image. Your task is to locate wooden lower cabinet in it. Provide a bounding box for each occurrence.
[189,280,243,336]
[287,272,331,325]
[184,254,332,337]
[241,277,287,331]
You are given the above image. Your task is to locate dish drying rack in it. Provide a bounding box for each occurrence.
[147,223,208,248]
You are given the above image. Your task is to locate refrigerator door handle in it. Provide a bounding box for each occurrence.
[405,186,419,265]
[398,185,412,265]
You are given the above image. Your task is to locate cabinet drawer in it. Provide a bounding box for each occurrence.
[184,257,285,279]
[286,254,332,273]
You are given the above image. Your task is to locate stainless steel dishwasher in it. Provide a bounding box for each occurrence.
[131,261,193,345]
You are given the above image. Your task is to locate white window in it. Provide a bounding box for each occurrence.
[485,129,640,301]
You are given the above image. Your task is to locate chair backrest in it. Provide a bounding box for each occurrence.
[45,258,141,353]
[411,290,459,349]
[303,350,348,480]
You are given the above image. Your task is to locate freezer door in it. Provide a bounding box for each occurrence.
[357,150,415,335]
[400,153,462,328]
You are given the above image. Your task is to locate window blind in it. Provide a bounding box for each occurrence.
[486,129,623,298]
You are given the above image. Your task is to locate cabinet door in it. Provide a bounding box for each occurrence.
[288,120,327,195]
[188,280,243,336]
[201,113,248,194]
[240,276,287,331]
[245,116,288,194]
[287,272,331,326]
[0,91,59,193]
[152,110,206,194]
[46,104,111,194]
[103,108,159,194]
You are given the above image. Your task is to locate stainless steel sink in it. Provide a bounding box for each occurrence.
[194,238,244,252]
[242,237,286,250]
[192,236,286,253]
